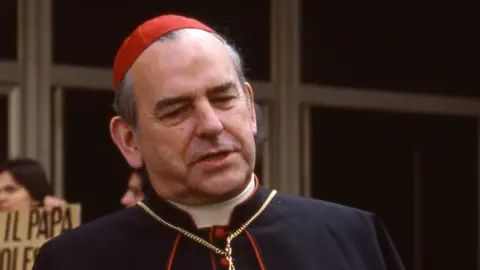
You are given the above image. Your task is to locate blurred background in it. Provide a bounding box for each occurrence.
[0,0,478,269]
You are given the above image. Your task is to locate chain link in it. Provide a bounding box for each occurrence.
[137,189,277,269]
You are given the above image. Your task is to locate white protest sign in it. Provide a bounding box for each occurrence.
[0,204,81,270]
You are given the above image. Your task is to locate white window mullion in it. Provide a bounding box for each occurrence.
[270,0,302,195]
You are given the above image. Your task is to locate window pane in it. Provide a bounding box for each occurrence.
[53,0,270,80]
[417,115,478,270]
[309,106,478,270]
[0,0,17,60]
[301,0,477,97]
[62,89,131,223]
[0,95,8,163]
[310,107,415,268]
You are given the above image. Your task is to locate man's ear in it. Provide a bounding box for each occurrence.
[244,82,257,135]
[110,116,143,168]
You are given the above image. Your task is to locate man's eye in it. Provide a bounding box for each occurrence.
[163,107,188,118]
[213,97,234,103]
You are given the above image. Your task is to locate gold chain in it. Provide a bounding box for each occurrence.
[137,190,277,270]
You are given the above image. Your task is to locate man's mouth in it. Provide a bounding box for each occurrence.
[198,151,231,162]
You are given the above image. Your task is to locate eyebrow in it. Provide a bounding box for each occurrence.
[154,81,236,113]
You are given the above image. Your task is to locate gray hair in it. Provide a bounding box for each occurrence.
[113,29,247,128]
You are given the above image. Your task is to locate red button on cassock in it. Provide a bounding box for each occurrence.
[214,228,226,238]
[220,257,235,267]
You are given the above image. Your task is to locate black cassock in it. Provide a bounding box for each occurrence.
[33,184,405,270]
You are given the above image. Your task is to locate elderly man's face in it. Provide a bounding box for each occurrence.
[117,30,257,205]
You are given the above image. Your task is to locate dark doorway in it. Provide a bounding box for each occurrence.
[62,89,131,223]
[310,106,478,270]
[0,95,8,164]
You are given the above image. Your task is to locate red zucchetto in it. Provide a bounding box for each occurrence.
[112,14,215,92]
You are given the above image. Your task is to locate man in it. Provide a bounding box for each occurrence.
[120,169,148,207]
[33,14,404,269]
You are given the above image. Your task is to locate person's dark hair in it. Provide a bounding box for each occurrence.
[0,157,52,202]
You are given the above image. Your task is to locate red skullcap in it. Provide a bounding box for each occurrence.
[112,14,215,91]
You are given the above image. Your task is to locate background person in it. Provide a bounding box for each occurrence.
[0,157,67,213]
[120,168,148,207]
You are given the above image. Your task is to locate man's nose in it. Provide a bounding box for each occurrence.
[195,104,224,138]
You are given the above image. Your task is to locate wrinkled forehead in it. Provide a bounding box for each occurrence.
[130,30,237,97]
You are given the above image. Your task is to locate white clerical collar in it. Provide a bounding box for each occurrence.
[169,174,256,229]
